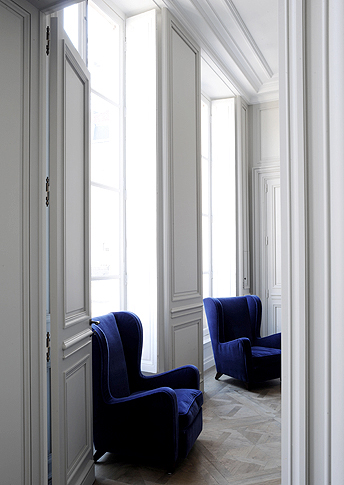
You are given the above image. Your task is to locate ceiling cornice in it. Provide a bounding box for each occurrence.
[188,0,263,91]
[221,0,273,78]
[157,0,279,103]
[159,0,254,101]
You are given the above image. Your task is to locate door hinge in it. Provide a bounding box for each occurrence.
[45,176,50,207]
[46,332,51,363]
[265,236,269,245]
[46,26,50,56]
[266,289,269,299]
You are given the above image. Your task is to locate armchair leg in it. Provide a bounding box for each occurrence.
[215,372,223,380]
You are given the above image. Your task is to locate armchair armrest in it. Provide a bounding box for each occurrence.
[216,337,252,382]
[135,365,200,392]
[97,387,179,471]
[255,332,281,349]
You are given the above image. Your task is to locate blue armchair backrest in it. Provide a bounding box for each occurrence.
[245,295,262,339]
[93,312,131,398]
[205,296,256,344]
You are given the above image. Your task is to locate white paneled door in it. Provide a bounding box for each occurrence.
[49,18,94,485]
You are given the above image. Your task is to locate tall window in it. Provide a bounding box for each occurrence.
[202,97,236,304]
[88,2,124,317]
[63,1,124,317]
[62,3,158,372]
[125,11,158,372]
[201,97,212,298]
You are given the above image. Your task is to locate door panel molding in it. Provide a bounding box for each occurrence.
[170,303,204,318]
[64,354,92,483]
[64,42,90,327]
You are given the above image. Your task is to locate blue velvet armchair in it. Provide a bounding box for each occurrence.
[203,296,281,389]
[91,311,203,472]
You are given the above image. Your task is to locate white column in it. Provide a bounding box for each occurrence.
[279,0,308,483]
[329,0,344,482]
[281,0,344,483]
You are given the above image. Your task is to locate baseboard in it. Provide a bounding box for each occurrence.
[203,340,215,371]
[79,460,95,485]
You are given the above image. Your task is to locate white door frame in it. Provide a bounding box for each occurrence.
[23,0,343,483]
[279,0,308,482]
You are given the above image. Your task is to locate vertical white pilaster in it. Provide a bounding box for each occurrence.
[329,1,344,482]
[280,0,308,483]
[281,0,344,483]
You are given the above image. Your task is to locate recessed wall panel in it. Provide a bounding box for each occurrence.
[273,185,281,287]
[260,106,280,161]
[171,28,199,298]
[173,320,200,369]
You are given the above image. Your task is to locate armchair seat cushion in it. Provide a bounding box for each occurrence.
[175,388,203,429]
[251,346,281,365]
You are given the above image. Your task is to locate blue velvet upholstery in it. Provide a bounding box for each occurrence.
[92,311,203,472]
[203,296,281,387]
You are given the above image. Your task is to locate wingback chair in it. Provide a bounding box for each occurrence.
[92,311,203,472]
[203,296,281,389]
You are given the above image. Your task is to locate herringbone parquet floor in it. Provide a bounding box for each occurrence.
[95,368,281,485]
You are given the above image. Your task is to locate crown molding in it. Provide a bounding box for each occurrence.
[221,0,274,78]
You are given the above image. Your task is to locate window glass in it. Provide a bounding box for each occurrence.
[88,4,120,103]
[64,4,79,50]
[91,185,120,277]
[91,94,120,188]
[212,99,236,297]
[201,97,236,306]
[88,1,123,317]
[91,279,120,318]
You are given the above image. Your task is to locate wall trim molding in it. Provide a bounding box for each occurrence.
[236,97,250,295]
[279,1,309,483]
[329,0,344,481]
[170,303,204,318]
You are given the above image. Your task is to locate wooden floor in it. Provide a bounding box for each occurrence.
[95,368,281,485]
